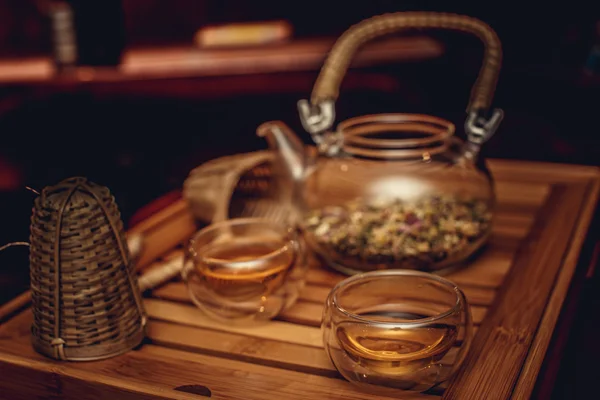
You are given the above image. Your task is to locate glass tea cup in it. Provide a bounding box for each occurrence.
[322,270,472,395]
[181,218,307,325]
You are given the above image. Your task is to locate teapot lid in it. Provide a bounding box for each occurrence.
[338,113,455,160]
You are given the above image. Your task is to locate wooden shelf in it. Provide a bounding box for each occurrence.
[0,36,443,86]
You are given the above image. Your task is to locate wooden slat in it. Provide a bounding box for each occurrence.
[491,216,533,240]
[277,301,324,327]
[148,287,489,329]
[151,281,192,302]
[493,181,550,206]
[443,184,590,400]
[488,160,600,184]
[487,234,523,253]
[493,213,536,233]
[0,291,30,324]
[128,198,197,269]
[278,299,487,327]
[144,299,323,348]
[443,252,513,289]
[153,281,496,307]
[0,308,34,340]
[306,248,511,290]
[296,283,496,308]
[140,343,329,382]
[147,319,337,376]
[153,243,515,291]
[298,284,336,304]
[459,287,496,307]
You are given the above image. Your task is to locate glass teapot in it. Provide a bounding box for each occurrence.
[257,12,504,275]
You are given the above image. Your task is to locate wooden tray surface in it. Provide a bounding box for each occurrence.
[1,159,598,400]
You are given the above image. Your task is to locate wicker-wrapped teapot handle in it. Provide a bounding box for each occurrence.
[299,12,503,143]
[312,12,501,112]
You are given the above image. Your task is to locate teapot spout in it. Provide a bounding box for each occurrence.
[257,121,305,181]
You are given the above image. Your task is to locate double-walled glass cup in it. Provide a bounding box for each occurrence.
[181,218,307,325]
[322,270,472,395]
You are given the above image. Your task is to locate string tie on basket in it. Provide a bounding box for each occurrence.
[0,186,41,252]
[51,338,66,360]
[0,242,30,252]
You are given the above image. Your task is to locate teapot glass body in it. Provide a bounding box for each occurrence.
[294,114,494,275]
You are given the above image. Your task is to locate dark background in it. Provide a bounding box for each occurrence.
[0,1,599,398]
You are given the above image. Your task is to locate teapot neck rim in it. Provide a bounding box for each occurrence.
[336,113,456,160]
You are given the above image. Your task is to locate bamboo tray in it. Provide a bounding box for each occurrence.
[1,159,599,400]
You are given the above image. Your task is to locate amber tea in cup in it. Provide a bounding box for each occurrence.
[182,218,307,324]
[322,270,472,395]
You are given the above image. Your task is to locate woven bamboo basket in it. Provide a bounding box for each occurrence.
[29,177,147,361]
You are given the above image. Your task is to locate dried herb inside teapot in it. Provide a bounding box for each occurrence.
[303,195,492,267]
